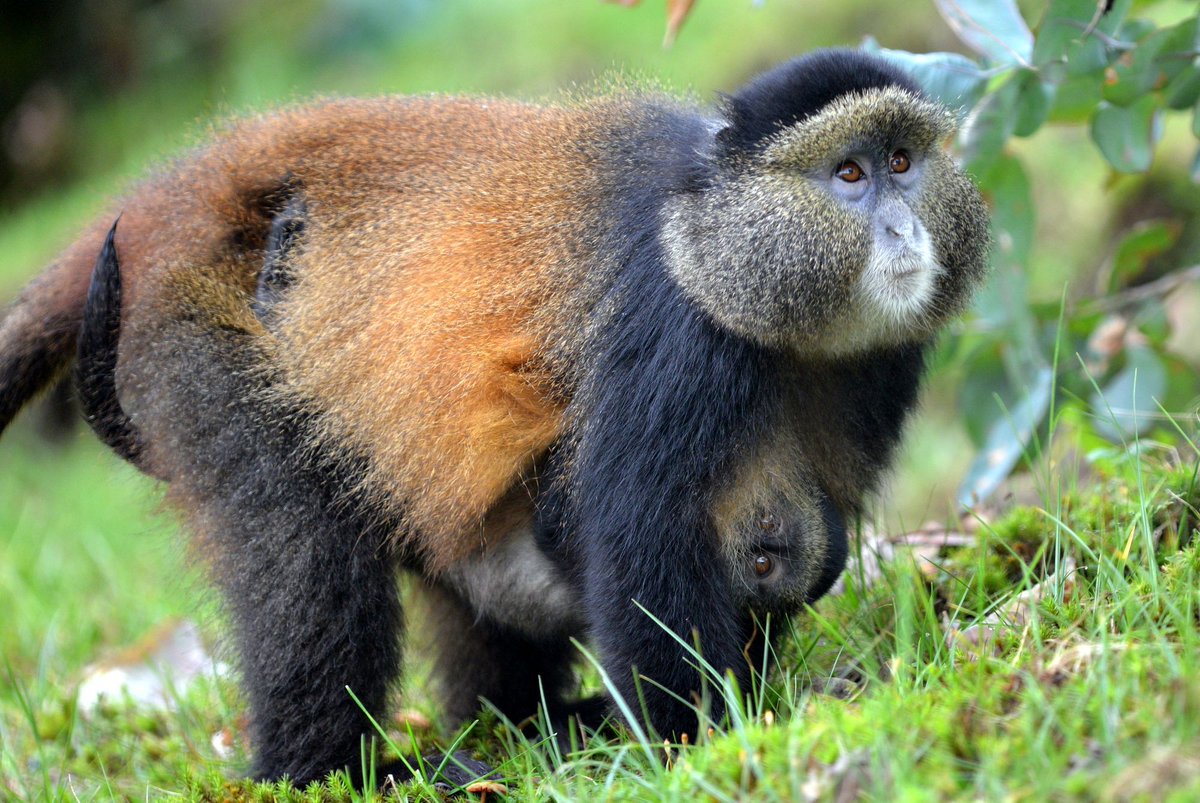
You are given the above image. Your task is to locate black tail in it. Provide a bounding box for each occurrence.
[0,276,85,436]
[75,219,148,468]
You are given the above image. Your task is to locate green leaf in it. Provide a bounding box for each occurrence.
[1090,345,1167,440]
[958,346,1008,446]
[981,154,1035,265]
[1107,220,1182,293]
[1090,96,1163,172]
[957,364,1054,508]
[1103,18,1199,107]
[1137,300,1170,351]
[1160,350,1200,413]
[1049,73,1105,121]
[1154,18,1200,85]
[1014,69,1055,136]
[961,77,1021,174]
[861,42,990,110]
[935,0,1034,65]
[1032,0,1131,74]
[1102,42,1158,107]
[1116,18,1157,45]
[970,154,1045,447]
[973,154,1034,331]
[1165,65,1200,111]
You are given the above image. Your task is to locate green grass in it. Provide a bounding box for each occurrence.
[3,407,1199,800]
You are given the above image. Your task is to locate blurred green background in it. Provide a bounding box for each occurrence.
[0,0,1196,685]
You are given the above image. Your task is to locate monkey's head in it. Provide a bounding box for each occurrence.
[661,50,990,356]
[710,432,848,619]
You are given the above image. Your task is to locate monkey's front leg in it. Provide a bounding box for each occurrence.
[565,277,775,742]
[416,581,580,728]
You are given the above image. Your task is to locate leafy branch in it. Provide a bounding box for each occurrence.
[877,0,1200,506]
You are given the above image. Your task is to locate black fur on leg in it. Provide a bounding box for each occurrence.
[544,695,611,755]
[418,581,583,734]
[566,272,778,740]
[555,111,782,737]
[132,284,403,787]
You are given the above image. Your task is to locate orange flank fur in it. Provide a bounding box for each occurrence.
[81,97,619,571]
[264,99,608,569]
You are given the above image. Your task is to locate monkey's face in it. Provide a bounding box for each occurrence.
[722,494,847,618]
[660,86,990,356]
[711,437,848,616]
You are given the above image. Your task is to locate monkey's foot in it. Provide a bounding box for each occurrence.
[377,751,501,796]
[542,695,612,753]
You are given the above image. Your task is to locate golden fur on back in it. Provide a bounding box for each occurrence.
[101,97,626,571]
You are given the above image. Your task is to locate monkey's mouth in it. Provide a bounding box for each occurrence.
[880,273,932,315]
[885,266,927,291]
[858,247,939,325]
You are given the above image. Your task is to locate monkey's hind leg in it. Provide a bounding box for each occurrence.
[418,582,604,752]
[159,312,403,787]
[85,230,404,788]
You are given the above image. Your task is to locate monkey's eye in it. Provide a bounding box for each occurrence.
[889,151,911,174]
[835,161,864,183]
[753,555,773,578]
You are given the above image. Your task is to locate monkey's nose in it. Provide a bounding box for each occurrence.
[877,200,915,240]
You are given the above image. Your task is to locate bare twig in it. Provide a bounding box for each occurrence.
[1080,0,1109,41]
[1062,19,1135,51]
[1081,264,1200,316]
